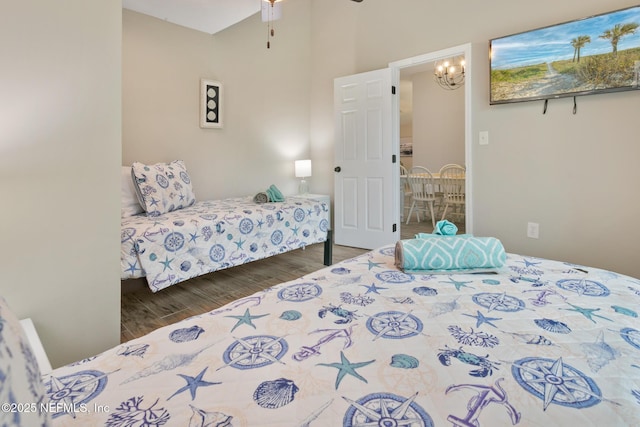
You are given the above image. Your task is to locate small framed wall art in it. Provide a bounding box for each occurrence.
[200,79,223,128]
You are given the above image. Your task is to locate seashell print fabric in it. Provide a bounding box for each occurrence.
[48,246,640,426]
[121,196,330,292]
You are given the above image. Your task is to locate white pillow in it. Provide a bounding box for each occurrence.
[131,160,197,217]
[121,166,144,218]
[0,298,51,426]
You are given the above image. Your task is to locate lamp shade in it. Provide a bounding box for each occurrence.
[295,160,312,178]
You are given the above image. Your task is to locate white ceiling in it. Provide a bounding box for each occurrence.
[122,0,262,35]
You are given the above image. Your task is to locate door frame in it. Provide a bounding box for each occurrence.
[389,43,473,235]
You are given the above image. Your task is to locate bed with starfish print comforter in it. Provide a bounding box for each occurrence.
[46,245,640,426]
[120,196,330,292]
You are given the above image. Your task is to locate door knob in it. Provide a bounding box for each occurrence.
[334,166,341,172]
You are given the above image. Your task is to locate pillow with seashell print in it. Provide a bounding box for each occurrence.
[131,160,197,217]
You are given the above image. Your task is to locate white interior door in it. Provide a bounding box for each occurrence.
[333,68,399,249]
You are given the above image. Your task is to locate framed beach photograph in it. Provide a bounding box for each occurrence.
[490,5,640,104]
[200,79,223,128]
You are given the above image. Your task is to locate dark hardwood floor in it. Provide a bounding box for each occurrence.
[121,215,464,342]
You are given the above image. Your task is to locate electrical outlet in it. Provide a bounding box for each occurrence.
[527,222,539,239]
[479,131,489,145]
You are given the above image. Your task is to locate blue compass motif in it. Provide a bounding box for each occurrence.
[271,230,284,245]
[46,370,108,418]
[375,270,415,284]
[472,293,525,312]
[366,311,423,340]
[277,282,323,302]
[164,232,185,252]
[221,335,288,370]
[156,174,169,188]
[556,279,610,297]
[209,244,225,262]
[179,170,190,184]
[343,392,434,427]
[511,357,602,410]
[293,208,306,222]
[620,327,640,350]
[379,246,396,257]
[238,218,254,235]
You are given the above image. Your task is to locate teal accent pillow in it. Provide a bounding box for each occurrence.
[131,160,197,217]
[0,298,51,426]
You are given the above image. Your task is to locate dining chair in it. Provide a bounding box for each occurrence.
[400,165,412,221]
[439,163,463,171]
[439,164,466,222]
[438,163,465,202]
[406,166,438,228]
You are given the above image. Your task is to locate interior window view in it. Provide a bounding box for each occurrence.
[2,1,639,426]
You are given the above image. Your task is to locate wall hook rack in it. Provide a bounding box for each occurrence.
[542,97,578,115]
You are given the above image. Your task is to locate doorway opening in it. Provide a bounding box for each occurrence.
[389,43,473,236]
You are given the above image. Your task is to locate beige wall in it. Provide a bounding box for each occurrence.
[123,0,313,200]
[411,71,465,172]
[0,2,122,366]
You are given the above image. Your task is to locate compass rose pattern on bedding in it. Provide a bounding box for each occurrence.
[121,196,329,291]
[45,245,640,426]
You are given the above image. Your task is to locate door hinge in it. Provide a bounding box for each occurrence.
[392,85,396,95]
[392,154,396,163]
[393,223,397,232]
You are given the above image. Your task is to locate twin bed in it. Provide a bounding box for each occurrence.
[4,239,640,426]
[120,161,330,292]
[121,196,331,292]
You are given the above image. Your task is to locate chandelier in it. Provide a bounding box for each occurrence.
[434,57,465,90]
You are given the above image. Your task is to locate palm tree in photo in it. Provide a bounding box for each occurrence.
[571,35,591,62]
[599,23,640,56]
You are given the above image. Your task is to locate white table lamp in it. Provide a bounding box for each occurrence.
[295,159,312,194]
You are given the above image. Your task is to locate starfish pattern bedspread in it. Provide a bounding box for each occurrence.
[121,196,330,292]
[51,245,640,426]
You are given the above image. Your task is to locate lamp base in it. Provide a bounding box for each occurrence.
[298,179,309,195]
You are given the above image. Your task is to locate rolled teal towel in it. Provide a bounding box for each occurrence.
[433,220,457,236]
[395,236,506,272]
[266,184,284,202]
